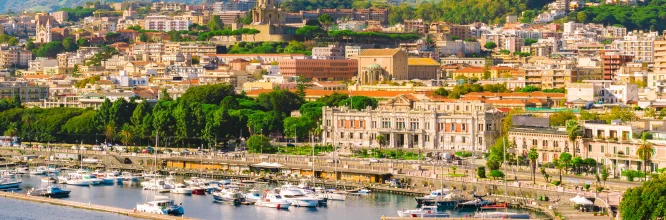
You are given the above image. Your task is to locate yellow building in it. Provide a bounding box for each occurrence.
[452,66,519,79]
[357,49,408,84]
[407,58,440,80]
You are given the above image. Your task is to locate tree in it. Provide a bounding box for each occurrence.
[160,88,172,101]
[4,122,18,137]
[139,33,148,42]
[433,88,449,97]
[316,92,348,106]
[296,25,324,40]
[317,14,335,30]
[76,38,89,47]
[489,170,504,180]
[576,11,587,23]
[477,166,486,178]
[518,85,541,92]
[375,134,387,152]
[104,121,117,144]
[601,165,609,185]
[619,174,666,220]
[528,148,539,184]
[296,75,308,98]
[247,134,270,153]
[550,111,576,126]
[180,84,235,104]
[557,152,572,183]
[12,94,21,108]
[660,108,666,119]
[644,107,656,119]
[637,132,655,181]
[119,124,133,146]
[484,42,497,50]
[8,37,18,46]
[245,29,260,41]
[207,15,224,31]
[565,120,582,156]
[572,156,583,174]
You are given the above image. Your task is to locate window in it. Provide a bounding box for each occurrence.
[601,145,604,153]
[450,136,455,143]
[359,133,363,139]
[613,146,616,154]
[372,121,377,128]
[588,144,592,152]
[626,147,630,155]
[451,124,455,131]
[462,124,466,131]
[462,137,466,143]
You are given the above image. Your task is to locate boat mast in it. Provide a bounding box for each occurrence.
[311,133,315,188]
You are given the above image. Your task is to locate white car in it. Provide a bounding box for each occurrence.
[171,151,181,156]
[71,146,78,150]
[369,159,380,163]
[92,146,103,151]
[79,146,87,151]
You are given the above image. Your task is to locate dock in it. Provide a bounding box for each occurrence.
[0,191,196,220]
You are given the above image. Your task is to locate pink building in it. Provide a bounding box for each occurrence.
[279,59,358,81]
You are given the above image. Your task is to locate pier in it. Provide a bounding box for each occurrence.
[0,191,195,220]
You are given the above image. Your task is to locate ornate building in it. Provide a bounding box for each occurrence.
[35,17,53,43]
[251,0,284,25]
[359,64,388,85]
[236,0,295,42]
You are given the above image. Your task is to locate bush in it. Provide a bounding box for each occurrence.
[596,186,604,192]
[584,184,591,190]
[477,166,487,178]
[552,180,561,186]
[455,151,473,158]
[488,170,504,180]
[621,170,644,182]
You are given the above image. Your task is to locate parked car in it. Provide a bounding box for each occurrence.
[286,143,295,147]
[171,151,181,156]
[369,158,380,163]
[71,146,78,150]
[92,146,103,151]
[79,146,87,151]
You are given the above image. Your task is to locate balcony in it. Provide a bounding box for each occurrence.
[604,153,639,160]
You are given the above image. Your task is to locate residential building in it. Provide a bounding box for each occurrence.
[345,46,363,59]
[312,44,345,60]
[213,0,257,12]
[602,52,633,80]
[566,80,639,105]
[0,82,49,102]
[278,59,358,80]
[144,15,192,31]
[613,31,657,63]
[435,40,481,56]
[0,48,32,68]
[440,57,487,67]
[49,11,68,24]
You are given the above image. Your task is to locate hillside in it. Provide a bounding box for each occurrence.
[0,0,206,13]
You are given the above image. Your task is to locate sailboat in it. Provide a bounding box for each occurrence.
[474,139,530,219]
[30,144,70,198]
[136,133,184,215]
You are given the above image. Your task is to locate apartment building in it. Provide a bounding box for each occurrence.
[144,16,192,31]
[566,80,638,105]
[312,44,345,60]
[213,0,256,12]
[321,95,503,151]
[613,31,657,63]
[602,52,634,80]
[0,82,49,101]
[278,59,358,80]
[0,48,32,68]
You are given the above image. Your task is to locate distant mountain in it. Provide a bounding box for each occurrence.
[0,0,208,13]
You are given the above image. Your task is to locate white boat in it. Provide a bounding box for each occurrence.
[141,178,173,192]
[30,166,48,175]
[0,170,15,177]
[64,170,103,186]
[397,206,451,218]
[104,171,123,183]
[323,192,347,201]
[474,212,531,219]
[358,188,372,194]
[255,192,291,209]
[41,176,57,183]
[244,189,262,203]
[171,184,193,194]
[15,166,29,174]
[0,176,21,189]
[213,188,245,203]
[120,172,140,182]
[136,195,184,215]
[47,167,60,174]
[278,184,319,207]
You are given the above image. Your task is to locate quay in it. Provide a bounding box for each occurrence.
[0,191,195,220]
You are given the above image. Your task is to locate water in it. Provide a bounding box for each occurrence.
[13,175,546,220]
[0,197,136,220]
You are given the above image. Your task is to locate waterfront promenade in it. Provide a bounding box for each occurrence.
[0,191,195,219]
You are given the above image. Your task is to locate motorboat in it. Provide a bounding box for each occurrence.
[191,186,206,195]
[457,198,493,209]
[30,166,47,175]
[0,170,15,177]
[41,176,57,183]
[358,188,372,194]
[120,172,140,182]
[244,189,262,203]
[64,170,103,186]
[104,171,123,183]
[474,211,531,219]
[481,203,508,210]
[415,189,453,205]
[136,196,184,215]
[47,167,60,174]
[171,184,193,194]
[28,185,71,198]
[278,184,319,207]
[297,188,327,206]
[0,176,21,189]
[255,192,291,209]
[15,166,29,174]
[397,206,451,218]
[213,188,245,204]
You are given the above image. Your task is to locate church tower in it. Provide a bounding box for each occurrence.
[35,17,52,43]
[251,0,284,25]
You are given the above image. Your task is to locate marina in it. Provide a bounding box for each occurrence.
[8,174,548,219]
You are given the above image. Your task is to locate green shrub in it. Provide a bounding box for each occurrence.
[488,169,504,180]
[455,151,472,158]
[552,180,561,186]
[477,166,486,178]
[584,184,591,190]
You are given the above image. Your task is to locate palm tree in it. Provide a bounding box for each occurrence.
[3,122,18,137]
[555,158,566,184]
[528,148,539,184]
[566,120,582,156]
[119,125,133,147]
[375,134,387,157]
[105,122,117,144]
[636,132,654,181]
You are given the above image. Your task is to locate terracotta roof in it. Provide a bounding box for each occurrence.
[229,58,249,63]
[408,58,440,66]
[485,99,527,105]
[22,74,50,79]
[117,29,137,33]
[497,108,512,113]
[454,67,484,73]
[359,48,402,57]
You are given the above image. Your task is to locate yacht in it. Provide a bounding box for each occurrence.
[28,185,71,198]
[458,197,492,209]
[64,170,103,186]
[171,184,193,194]
[120,172,140,182]
[30,166,47,175]
[15,166,29,174]
[41,176,57,183]
[278,184,319,207]
[397,206,451,218]
[315,187,347,201]
[213,188,245,204]
[255,192,291,209]
[416,189,460,208]
[141,178,172,192]
[136,196,184,215]
[0,170,15,177]
[474,212,531,219]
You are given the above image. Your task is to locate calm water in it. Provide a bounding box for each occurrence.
[13,175,545,220]
[0,197,136,220]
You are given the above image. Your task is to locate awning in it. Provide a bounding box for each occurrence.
[252,162,283,168]
[569,195,594,205]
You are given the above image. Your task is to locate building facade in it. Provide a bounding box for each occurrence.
[278,59,358,80]
[144,16,192,31]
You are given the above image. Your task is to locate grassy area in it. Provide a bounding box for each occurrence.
[277,145,334,156]
[447,174,466,177]
[351,148,425,160]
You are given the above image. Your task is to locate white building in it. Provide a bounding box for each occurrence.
[108,70,149,87]
[567,80,638,105]
[144,15,192,31]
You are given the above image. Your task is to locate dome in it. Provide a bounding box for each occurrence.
[367,64,382,70]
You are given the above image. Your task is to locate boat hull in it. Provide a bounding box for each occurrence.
[256,201,291,209]
[213,195,244,204]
